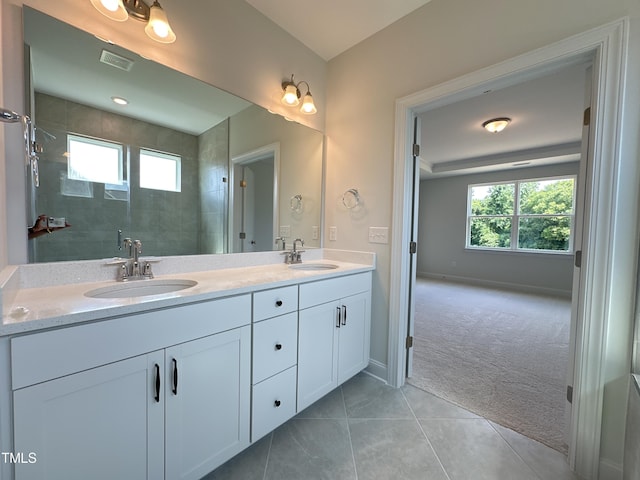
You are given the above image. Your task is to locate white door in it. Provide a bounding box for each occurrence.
[242,167,256,252]
[13,352,165,480]
[405,116,421,378]
[297,301,339,411]
[165,326,251,480]
[564,65,594,447]
[337,292,369,384]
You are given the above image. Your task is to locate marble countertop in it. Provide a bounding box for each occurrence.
[1,252,374,336]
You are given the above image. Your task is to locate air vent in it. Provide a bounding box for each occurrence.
[99,49,134,72]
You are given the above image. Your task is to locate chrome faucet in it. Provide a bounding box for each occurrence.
[283,238,305,264]
[119,238,153,281]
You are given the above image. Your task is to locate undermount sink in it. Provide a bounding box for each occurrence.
[288,263,339,271]
[85,279,198,299]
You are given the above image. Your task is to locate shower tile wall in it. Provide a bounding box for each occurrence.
[198,119,229,254]
[33,92,218,262]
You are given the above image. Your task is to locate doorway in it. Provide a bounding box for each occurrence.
[229,143,280,253]
[389,20,627,479]
[405,62,587,453]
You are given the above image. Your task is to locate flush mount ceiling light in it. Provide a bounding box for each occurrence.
[111,96,129,105]
[90,0,176,44]
[281,74,317,115]
[482,117,511,133]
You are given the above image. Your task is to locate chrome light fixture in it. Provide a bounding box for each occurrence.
[482,117,511,133]
[90,0,176,44]
[281,74,317,115]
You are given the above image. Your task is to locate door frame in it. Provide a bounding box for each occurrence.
[388,18,628,479]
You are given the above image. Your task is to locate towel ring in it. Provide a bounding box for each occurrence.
[290,194,303,213]
[342,188,360,209]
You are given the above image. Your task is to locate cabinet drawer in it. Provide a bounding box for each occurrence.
[11,295,251,390]
[253,285,298,321]
[252,366,297,441]
[299,272,371,310]
[252,312,298,383]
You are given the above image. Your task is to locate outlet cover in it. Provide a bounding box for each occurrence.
[312,226,319,240]
[368,226,389,244]
[329,226,337,241]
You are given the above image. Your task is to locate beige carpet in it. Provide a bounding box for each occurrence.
[408,277,571,453]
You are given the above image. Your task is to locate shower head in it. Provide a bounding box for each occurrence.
[0,107,23,123]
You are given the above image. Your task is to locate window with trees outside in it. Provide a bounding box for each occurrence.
[467,176,576,252]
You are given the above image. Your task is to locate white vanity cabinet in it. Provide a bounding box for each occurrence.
[10,295,251,480]
[251,286,298,441]
[297,272,371,411]
[13,351,165,480]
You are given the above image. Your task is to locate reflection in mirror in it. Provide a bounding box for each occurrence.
[23,7,323,263]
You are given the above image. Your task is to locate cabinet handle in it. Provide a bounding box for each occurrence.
[274,400,281,407]
[172,358,178,395]
[275,343,283,351]
[342,305,347,326]
[275,300,283,307]
[336,306,341,328]
[154,363,160,403]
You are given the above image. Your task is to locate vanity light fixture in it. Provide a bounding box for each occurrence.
[90,0,176,44]
[482,117,511,133]
[281,74,317,115]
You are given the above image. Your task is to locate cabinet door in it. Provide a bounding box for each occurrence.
[337,291,370,384]
[13,352,164,480]
[165,326,251,480]
[297,301,339,411]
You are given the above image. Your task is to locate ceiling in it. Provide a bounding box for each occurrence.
[245,0,433,61]
[418,62,587,179]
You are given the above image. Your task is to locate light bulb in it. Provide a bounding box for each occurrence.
[300,92,317,114]
[281,84,300,106]
[90,0,128,21]
[101,0,120,12]
[144,2,176,43]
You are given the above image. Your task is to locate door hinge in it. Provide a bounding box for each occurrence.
[566,385,573,404]
[406,336,414,349]
[574,250,582,268]
[239,232,246,239]
[409,241,417,254]
[412,144,420,157]
[583,107,591,126]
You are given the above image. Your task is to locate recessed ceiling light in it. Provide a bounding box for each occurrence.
[111,96,129,106]
[482,117,511,133]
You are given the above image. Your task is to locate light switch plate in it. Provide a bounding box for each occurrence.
[329,226,337,241]
[368,226,389,244]
[279,225,290,238]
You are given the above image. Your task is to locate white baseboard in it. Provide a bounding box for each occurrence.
[599,458,622,480]
[365,359,388,384]
[418,271,572,298]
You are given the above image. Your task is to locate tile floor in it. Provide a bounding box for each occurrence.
[203,373,580,480]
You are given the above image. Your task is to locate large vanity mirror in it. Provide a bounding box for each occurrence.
[23,7,323,263]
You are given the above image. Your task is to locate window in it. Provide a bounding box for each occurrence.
[139,149,181,192]
[67,135,123,185]
[467,176,576,252]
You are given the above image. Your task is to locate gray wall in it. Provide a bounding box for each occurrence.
[33,92,200,261]
[417,162,580,295]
